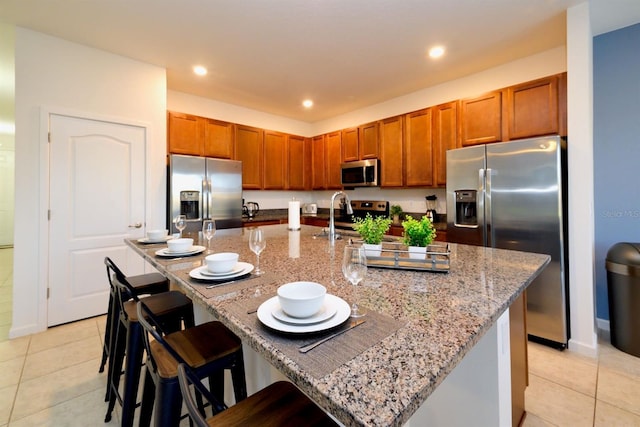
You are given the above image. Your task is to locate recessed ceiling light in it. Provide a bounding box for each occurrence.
[302,99,313,108]
[428,46,445,59]
[193,65,208,76]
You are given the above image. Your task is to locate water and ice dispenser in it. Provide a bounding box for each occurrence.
[180,191,200,220]
[454,190,478,226]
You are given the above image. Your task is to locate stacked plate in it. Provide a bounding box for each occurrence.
[155,245,206,257]
[189,262,254,281]
[138,235,173,244]
[257,294,350,333]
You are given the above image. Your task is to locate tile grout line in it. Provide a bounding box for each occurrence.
[7,335,31,426]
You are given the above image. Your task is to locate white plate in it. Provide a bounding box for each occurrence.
[271,301,337,325]
[199,262,250,277]
[257,294,350,333]
[189,262,254,281]
[138,236,173,244]
[155,246,206,257]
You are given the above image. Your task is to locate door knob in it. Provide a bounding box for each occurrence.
[128,222,142,229]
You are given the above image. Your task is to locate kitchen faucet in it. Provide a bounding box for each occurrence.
[328,191,353,241]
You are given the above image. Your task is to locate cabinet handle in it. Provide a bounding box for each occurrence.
[128,222,142,229]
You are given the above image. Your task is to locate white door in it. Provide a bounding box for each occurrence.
[0,144,15,247]
[48,113,146,326]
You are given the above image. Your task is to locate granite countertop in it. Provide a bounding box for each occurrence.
[126,225,549,426]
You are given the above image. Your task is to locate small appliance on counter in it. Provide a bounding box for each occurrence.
[426,195,437,222]
[243,201,260,219]
[302,203,318,215]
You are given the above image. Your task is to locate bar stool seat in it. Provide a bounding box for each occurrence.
[137,300,248,427]
[103,257,194,427]
[177,363,338,427]
[99,268,169,374]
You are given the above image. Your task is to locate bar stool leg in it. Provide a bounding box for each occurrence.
[104,314,126,422]
[120,322,145,427]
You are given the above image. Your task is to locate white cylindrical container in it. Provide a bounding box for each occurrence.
[288,230,300,258]
[288,199,301,230]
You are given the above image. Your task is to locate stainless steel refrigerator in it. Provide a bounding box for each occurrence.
[168,154,243,233]
[446,136,569,347]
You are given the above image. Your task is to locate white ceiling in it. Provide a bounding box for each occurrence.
[1,0,640,123]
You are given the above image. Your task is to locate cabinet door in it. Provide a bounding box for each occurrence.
[167,112,202,155]
[287,135,308,190]
[359,121,379,159]
[433,101,458,187]
[379,115,404,187]
[325,131,343,189]
[234,124,263,189]
[404,108,433,187]
[311,135,325,190]
[263,130,287,190]
[508,75,559,139]
[460,90,503,146]
[203,118,234,159]
[342,128,359,162]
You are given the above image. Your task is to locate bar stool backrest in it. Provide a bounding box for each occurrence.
[137,300,190,377]
[177,363,227,427]
[104,257,138,305]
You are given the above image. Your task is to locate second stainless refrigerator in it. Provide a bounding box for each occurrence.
[446,136,569,347]
[168,154,243,233]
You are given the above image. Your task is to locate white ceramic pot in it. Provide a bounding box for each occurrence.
[408,246,427,260]
[363,243,382,257]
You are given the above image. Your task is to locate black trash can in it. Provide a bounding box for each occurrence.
[606,242,640,357]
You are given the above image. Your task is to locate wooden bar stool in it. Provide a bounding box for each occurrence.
[136,300,248,427]
[103,257,195,427]
[177,363,339,427]
[99,257,169,376]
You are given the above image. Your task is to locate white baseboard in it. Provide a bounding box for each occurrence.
[596,317,610,333]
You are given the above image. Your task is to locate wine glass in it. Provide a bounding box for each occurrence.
[249,228,266,276]
[202,219,216,252]
[174,215,186,237]
[342,245,367,318]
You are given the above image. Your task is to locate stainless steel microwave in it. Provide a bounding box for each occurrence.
[341,159,379,187]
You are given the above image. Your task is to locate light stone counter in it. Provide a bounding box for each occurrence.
[127,224,550,426]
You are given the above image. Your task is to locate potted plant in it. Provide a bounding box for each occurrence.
[401,215,436,259]
[352,213,392,256]
[390,204,404,225]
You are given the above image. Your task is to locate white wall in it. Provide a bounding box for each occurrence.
[0,23,15,247]
[11,28,167,337]
[566,3,598,356]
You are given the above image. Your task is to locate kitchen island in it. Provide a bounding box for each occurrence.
[126,224,550,426]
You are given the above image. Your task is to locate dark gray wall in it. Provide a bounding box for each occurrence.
[593,23,640,320]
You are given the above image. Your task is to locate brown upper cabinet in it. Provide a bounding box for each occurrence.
[432,101,458,187]
[379,115,404,187]
[263,130,287,190]
[167,112,203,156]
[342,128,359,162]
[325,131,343,189]
[311,135,326,190]
[507,73,566,139]
[404,108,434,187]
[203,118,234,159]
[460,90,504,146]
[359,121,379,160]
[342,122,379,162]
[287,135,310,190]
[234,124,263,190]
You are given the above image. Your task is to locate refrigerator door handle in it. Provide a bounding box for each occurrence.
[202,178,209,220]
[485,168,493,247]
[478,168,487,246]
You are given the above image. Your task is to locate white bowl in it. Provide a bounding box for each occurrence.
[277,281,326,318]
[205,252,239,274]
[147,229,168,241]
[166,238,193,253]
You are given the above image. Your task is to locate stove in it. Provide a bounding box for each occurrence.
[334,200,389,230]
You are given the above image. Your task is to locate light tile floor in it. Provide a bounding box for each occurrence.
[1,247,640,426]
